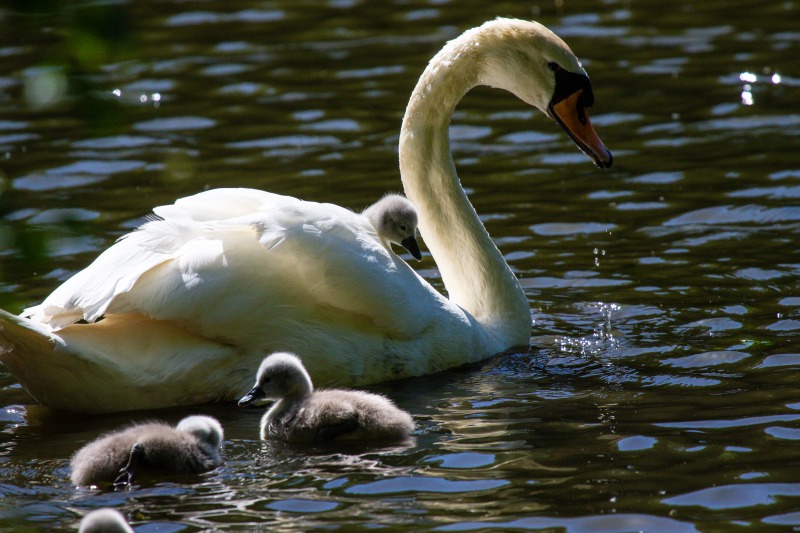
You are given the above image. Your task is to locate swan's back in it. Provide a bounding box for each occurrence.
[70,417,223,486]
[27,188,438,343]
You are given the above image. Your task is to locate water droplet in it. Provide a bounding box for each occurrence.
[739,71,757,83]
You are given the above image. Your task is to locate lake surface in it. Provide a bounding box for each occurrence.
[1,0,799,530]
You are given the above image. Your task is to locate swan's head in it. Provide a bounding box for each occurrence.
[176,415,224,449]
[238,352,314,407]
[471,18,612,168]
[362,194,422,260]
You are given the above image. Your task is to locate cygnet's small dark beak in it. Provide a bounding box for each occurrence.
[238,386,266,407]
[400,236,423,260]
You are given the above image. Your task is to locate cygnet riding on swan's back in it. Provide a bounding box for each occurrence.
[238,352,414,443]
[0,18,612,413]
[70,415,224,488]
[363,194,422,260]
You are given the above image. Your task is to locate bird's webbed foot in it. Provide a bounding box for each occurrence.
[113,442,145,490]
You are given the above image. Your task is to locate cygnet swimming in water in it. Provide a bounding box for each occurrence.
[70,415,224,488]
[78,508,133,533]
[238,352,415,443]
[362,194,422,260]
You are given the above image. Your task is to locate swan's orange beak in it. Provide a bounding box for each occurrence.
[548,89,613,169]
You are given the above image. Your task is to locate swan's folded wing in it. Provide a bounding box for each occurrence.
[22,218,207,328]
[32,189,437,343]
[260,200,437,339]
[154,187,294,222]
[22,189,301,329]
[132,200,437,341]
[24,189,444,344]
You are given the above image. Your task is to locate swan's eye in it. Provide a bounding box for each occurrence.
[548,62,561,72]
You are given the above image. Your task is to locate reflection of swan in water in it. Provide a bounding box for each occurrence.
[0,17,611,413]
[238,352,415,443]
[70,415,224,488]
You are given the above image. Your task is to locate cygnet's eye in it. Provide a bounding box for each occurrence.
[400,225,407,231]
[547,62,561,72]
[262,377,271,384]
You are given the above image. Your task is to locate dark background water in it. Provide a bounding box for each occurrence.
[0,0,799,531]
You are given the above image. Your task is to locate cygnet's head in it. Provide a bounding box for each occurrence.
[362,194,422,260]
[176,415,224,449]
[238,352,314,407]
[79,508,133,533]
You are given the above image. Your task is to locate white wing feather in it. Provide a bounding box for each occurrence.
[25,188,432,342]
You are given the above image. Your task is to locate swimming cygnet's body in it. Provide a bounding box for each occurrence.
[238,352,415,443]
[362,194,422,260]
[78,508,133,533]
[70,415,223,488]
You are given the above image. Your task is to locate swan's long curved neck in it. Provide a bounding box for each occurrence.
[399,36,531,345]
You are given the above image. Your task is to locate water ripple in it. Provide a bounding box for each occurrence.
[530,222,616,236]
[166,9,285,27]
[134,117,216,132]
[436,514,699,532]
[665,205,800,226]
[264,498,339,513]
[663,483,800,510]
[13,160,146,191]
[656,414,800,430]
[662,351,750,368]
[344,476,508,495]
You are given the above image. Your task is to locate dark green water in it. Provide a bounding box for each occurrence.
[1,0,799,531]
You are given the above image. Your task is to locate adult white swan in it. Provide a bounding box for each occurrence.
[0,18,611,413]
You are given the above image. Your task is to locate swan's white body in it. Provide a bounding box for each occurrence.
[0,18,611,413]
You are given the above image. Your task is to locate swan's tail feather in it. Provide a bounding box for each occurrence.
[0,308,59,364]
[0,309,109,411]
[0,308,63,406]
[0,309,243,413]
